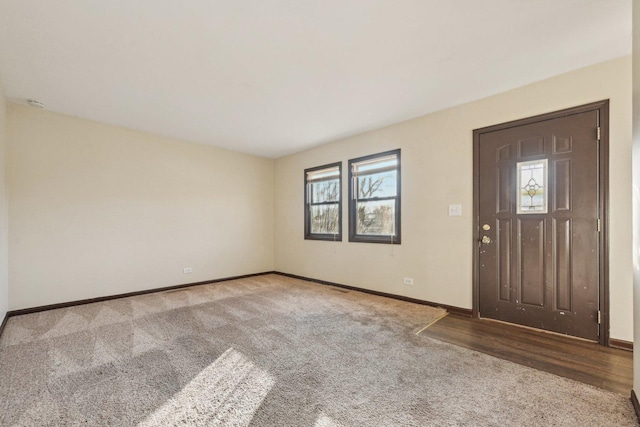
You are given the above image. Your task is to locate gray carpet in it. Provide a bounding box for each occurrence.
[0,274,636,426]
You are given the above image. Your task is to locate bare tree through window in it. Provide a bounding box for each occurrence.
[357,176,386,234]
[349,150,401,244]
[311,180,339,234]
[305,163,342,240]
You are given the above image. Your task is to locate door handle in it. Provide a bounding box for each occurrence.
[480,236,491,244]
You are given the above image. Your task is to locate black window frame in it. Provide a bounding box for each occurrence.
[348,149,401,244]
[304,162,342,241]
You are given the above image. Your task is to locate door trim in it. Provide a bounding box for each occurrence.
[472,100,610,346]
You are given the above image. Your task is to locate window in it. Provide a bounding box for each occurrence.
[517,159,548,214]
[304,162,342,241]
[349,149,401,244]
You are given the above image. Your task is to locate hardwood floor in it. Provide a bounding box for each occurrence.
[421,314,633,396]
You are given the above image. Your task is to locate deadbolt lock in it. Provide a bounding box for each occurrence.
[482,224,491,231]
[481,236,491,244]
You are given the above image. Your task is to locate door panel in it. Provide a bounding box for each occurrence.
[553,218,572,311]
[553,159,571,211]
[497,218,511,302]
[518,218,545,307]
[478,110,599,341]
[497,166,512,213]
[518,136,545,158]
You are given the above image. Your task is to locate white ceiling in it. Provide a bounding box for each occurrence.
[0,1,631,158]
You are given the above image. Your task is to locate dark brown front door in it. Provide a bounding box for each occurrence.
[477,107,602,341]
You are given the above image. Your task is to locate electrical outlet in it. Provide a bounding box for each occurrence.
[183,267,193,274]
[403,277,414,286]
[448,204,462,217]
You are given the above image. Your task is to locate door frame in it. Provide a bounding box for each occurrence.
[472,100,610,346]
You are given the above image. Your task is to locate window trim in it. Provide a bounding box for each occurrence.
[304,162,342,241]
[348,149,401,244]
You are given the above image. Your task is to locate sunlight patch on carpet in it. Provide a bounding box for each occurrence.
[314,414,343,426]
[138,348,274,426]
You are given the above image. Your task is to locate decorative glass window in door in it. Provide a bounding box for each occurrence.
[517,159,547,214]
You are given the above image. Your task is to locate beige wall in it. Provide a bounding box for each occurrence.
[275,56,633,342]
[632,0,640,393]
[0,81,7,318]
[7,104,274,309]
